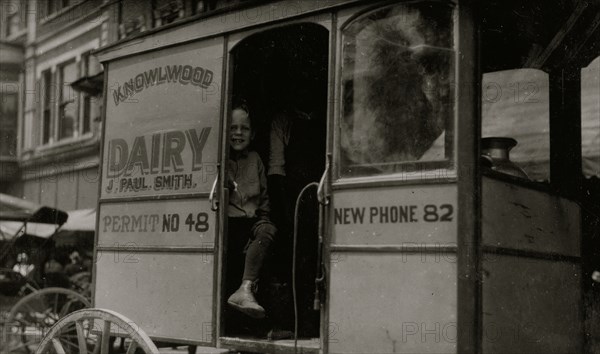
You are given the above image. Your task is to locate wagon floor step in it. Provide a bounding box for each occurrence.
[158,347,230,354]
[220,336,319,354]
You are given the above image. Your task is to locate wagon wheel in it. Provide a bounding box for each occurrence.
[2,288,91,354]
[34,308,160,354]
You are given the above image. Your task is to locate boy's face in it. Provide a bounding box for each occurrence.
[230,108,253,151]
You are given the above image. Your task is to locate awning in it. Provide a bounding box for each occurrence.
[0,221,58,240]
[61,209,96,231]
[53,209,96,248]
[0,209,96,245]
[70,72,104,96]
[0,193,68,242]
[0,193,68,225]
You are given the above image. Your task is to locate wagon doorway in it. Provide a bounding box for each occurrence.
[222,22,329,347]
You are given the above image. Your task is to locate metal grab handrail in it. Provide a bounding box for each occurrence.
[209,169,220,211]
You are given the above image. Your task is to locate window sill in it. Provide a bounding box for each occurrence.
[35,133,96,153]
[0,156,18,162]
[30,134,99,160]
[332,169,457,190]
[19,134,100,168]
[38,3,83,25]
[5,29,28,42]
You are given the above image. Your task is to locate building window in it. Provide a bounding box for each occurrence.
[4,0,26,37]
[119,15,146,39]
[118,0,148,39]
[0,92,18,157]
[192,0,207,13]
[82,95,92,133]
[39,53,102,147]
[6,10,20,36]
[192,0,256,14]
[82,51,102,77]
[152,0,184,27]
[58,60,78,140]
[43,0,71,18]
[41,69,54,145]
[80,52,102,135]
[46,1,59,16]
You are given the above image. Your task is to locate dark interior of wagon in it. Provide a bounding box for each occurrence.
[223,22,328,343]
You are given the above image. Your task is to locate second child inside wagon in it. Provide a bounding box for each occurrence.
[226,104,277,319]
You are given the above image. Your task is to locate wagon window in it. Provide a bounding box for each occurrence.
[582,56,600,178]
[481,69,550,181]
[339,2,455,178]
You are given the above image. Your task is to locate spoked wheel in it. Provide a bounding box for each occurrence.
[2,288,91,354]
[34,308,159,354]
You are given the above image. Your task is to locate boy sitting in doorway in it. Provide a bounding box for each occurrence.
[226,103,277,319]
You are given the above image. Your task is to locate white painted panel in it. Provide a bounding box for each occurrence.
[482,255,581,353]
[94,252,214,343]
[101,38,223,199]
[482,177,580,256]
[98,198,215,247]
[328,253,457,354]
[332,184,457,245]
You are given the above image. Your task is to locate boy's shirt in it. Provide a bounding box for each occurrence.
[228,150,270,219]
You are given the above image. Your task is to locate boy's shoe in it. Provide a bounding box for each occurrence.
[228,280,265,319]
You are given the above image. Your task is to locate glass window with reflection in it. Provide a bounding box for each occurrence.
[339,2,455,178]
[481,69,549,181]
[80,52,102,135]
[42,69,54,145]
[0,92,18,157]
[58,61,78,140]
[582,56,600,178]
